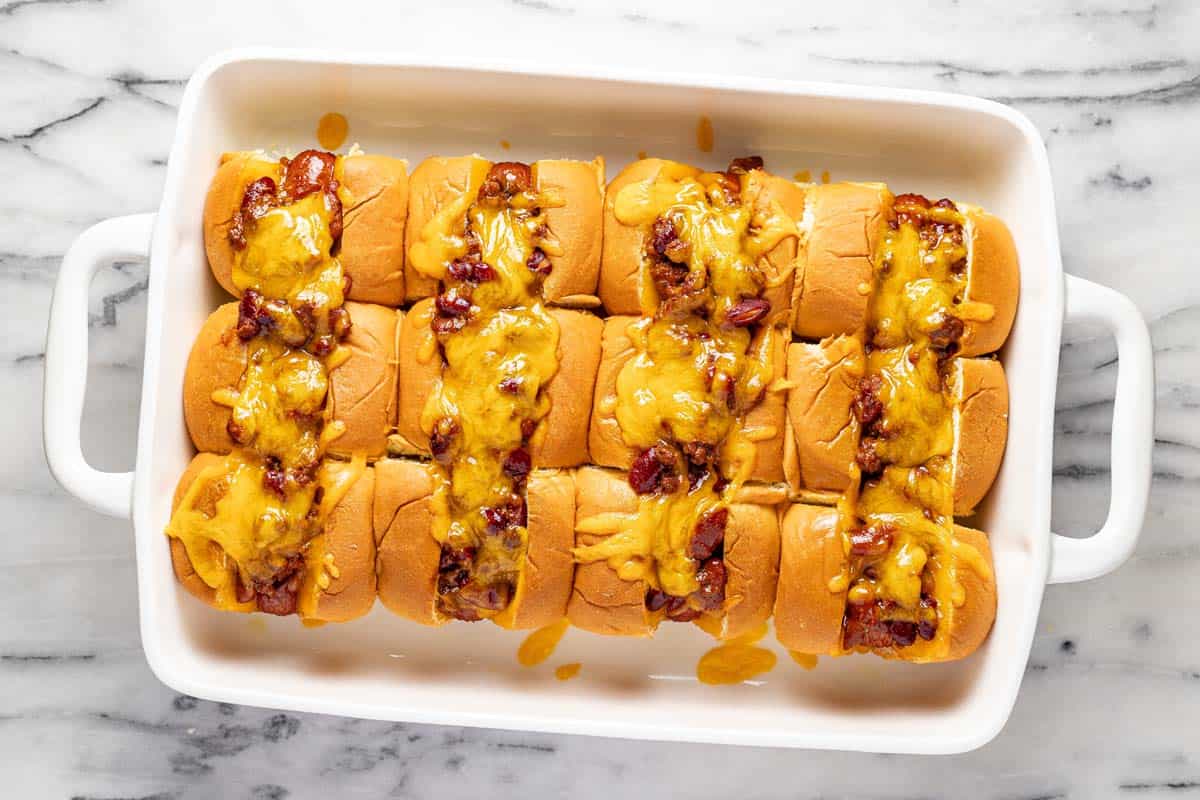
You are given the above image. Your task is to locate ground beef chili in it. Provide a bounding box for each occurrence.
[628,444,681,495]
[252,553,307,616]
[229,150,343,250]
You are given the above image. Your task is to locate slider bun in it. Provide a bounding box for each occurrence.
[783,337,864,493]
[339,155,409,305]
[183,303,244,454]
[567,466,656,637]
[772,503,845,655]
[952,358,1009,514]
[204,152,278,298]
[326,302,400,461]
[169,453,244,610]
[771,503,998,662]
[600,159,698,315]
[586,316,638,470]
[493,470,576,630]
[303,464,376,623]
[182,302,398,462]
[702,502,780,640]
[392,298,438,457]
[373,458,444,625]
[792,182,890,339]
[404,155,490,303]
[534,158,606,308]
[204,152,409,302]
[169,454,376,622]
[960,209,1020,357]
[783,341,1009,512]
[943,524,997,661]
[531,308,604,468]
[746,170,807,325]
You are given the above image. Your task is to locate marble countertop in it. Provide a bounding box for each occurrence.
[4,0,1198,796]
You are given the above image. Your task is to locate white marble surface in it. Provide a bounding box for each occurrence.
[4,0,1198,796]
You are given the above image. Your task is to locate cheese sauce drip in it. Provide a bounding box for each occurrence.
[574,158,796,627]
[413,160,562,622]
[166,150,361,618]
[839,193,990,658]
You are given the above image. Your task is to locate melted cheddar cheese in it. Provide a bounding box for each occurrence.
[413,161,562,621]
[612,164,797,322]
[575,160,798,625]
[838,196,992,658]
[166,153,360,617]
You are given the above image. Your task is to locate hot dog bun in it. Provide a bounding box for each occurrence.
[790,187,1019,356]
[773,503,996,662]
[168,454,376,623]
[203,151,408,303]
[568,466,780,640]
[599,158,804,318]
[586,316,787,480]
[182,301,398,461]
[405,155,605,305]
[373,459,576,629]
[784,336,1009,512]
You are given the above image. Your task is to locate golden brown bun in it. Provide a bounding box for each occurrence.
[204,152,277,297]
[182,302,397,462]
[772,503,845,655]
[567,466,655,636]
[586,316,638,470]
[747,171,807,325]
[403,155,489,303]
[183,303,245,454]
[744,326,788,483]
[532,309,604,468]
[393,298,439,457]
[373,458,443,625]
[953,358,1009,514]
[772,504,997,662]
[169,454,375,622]
[306,465,377,623]
[732,482,791,505]
[792,182,890,339]
[960,209,1020,357]
[326,302,399,461]
[535,158,605,307]
[494,470,576,630]
[783,337,864,493]
[204,152,409,302]
[706,502,780,640]
[169,453,236,609]
[945,525,997,661]
[339,155,409,305]
[599,159,692,314]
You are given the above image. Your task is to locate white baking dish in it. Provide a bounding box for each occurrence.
[43,49,1155,754]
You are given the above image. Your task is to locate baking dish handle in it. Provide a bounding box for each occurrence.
[1048,274,1154,584]
[43,213,155,519]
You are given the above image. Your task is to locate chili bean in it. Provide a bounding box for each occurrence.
[724,297,770,327]
[690,508,728,561]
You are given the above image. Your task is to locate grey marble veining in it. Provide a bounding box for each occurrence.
[2,0,1198,797]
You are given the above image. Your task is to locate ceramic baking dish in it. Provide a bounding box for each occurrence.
[43,49,1154,754]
